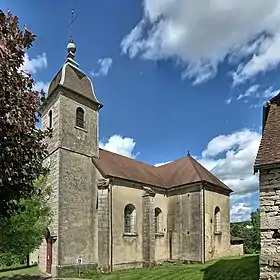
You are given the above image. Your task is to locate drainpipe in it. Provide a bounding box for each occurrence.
[169,229,173,260]
[202,183,206,263]
[109,178,114,272]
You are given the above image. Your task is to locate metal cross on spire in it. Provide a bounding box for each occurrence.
[68,9,76,42]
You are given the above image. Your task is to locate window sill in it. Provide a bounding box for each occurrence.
[155,232,164,238]
[123,232,138,237]
[74,126,88,133]
[214,232,222,235]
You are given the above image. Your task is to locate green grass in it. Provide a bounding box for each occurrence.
[0,265,41,279]
[0,255,259,280]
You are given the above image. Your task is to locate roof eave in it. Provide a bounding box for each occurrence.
[254,161,280,173]
[203,181,233,194]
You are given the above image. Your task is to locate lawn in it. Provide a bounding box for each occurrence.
[0,255,259,280]
[0,265,42,279]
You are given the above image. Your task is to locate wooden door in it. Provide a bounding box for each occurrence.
[46,238,52,274]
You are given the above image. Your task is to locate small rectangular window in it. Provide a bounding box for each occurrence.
[48,110,53,128]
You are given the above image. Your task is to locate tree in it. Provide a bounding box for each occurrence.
[251,208,260,253]
[0,9,50,217]
[230,209,260,254]
[0,175,52,265]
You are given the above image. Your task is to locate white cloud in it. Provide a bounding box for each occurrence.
[199,129,260,197]
[91,58,113,77]
[100,134,137,158]
[154,161,171,167]
[197,129,261,221]
[237,84,259,100]
[121,0,280,85]
[21,53,47,74]
[230,202,254,222]
[235,85,280,107]
[33,81,50,93]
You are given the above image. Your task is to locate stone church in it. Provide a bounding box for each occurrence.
[255,93,280,280]
[35,39,243,277]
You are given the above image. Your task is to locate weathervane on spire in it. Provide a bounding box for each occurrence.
[68,9,76,42]
[66,9,77,59]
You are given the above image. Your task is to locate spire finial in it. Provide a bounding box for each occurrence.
[67,9,76,59]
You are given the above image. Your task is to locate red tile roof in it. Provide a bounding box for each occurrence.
[92,149,232,192]
[255,93,280,168]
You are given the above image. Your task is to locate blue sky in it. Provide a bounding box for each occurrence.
[3,0,280,222]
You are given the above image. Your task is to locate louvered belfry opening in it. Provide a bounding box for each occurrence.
[76,107,84,128]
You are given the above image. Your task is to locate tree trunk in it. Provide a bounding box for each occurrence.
[26,254,30,267]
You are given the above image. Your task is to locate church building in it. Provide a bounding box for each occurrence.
[254,93,280,280]
[36,39,243,277]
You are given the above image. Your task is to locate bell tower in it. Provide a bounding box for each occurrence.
[39,39,102,276]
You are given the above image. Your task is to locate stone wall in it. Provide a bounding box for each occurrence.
[142,187,156,267]
[39,87,100,277]
[167,186,203,262]
[259,168,280,280]
[111,184,143,267]
[154,193,169,262]
[204,189,231,261]
[228,244,244,257]
[97,178,110,267]
[58,149,98,266]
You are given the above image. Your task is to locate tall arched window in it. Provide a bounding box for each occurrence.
[48,110,53,128]
[76,107,84,129]
[155,207,163,233]
[124,204,136,233]
[214,206,221,234]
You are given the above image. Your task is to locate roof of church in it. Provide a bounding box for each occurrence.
[47,40,102,107]
[255,92,280,168]
[93,148,232,192]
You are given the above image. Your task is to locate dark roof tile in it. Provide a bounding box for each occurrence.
[255,97,280,167]
[93,148,232,192]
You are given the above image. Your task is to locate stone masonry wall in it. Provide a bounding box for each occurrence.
[142,187,156,267]
[167,187,203,262]
[259,168,280,280]
[97,179,110,267]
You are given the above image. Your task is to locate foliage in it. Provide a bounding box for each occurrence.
[0,9,51,217]
[4,255,259,280]
[230,209,260,254]
[0,175,52,263]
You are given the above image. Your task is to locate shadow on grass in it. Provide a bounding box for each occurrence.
[0,264,36,273]
[0,277,51,280]
[202,255,259,280]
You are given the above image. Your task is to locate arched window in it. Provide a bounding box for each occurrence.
[124,204,136,233]
[214,206,221,234]
[76,107,84,129]
[48,110,53,128]
[155,207,163,233]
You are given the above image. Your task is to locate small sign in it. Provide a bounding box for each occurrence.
[76,256,82,265]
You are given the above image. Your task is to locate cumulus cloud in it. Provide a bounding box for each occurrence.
[20,53,47,74]
[33,81,50,93]
[121,0,280,85]
[91,58,113,77]
[230,202,254,222]
[199,129,260,195]
[100,134,137,158]
[197,129,261,222]
[101,129,260,221]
